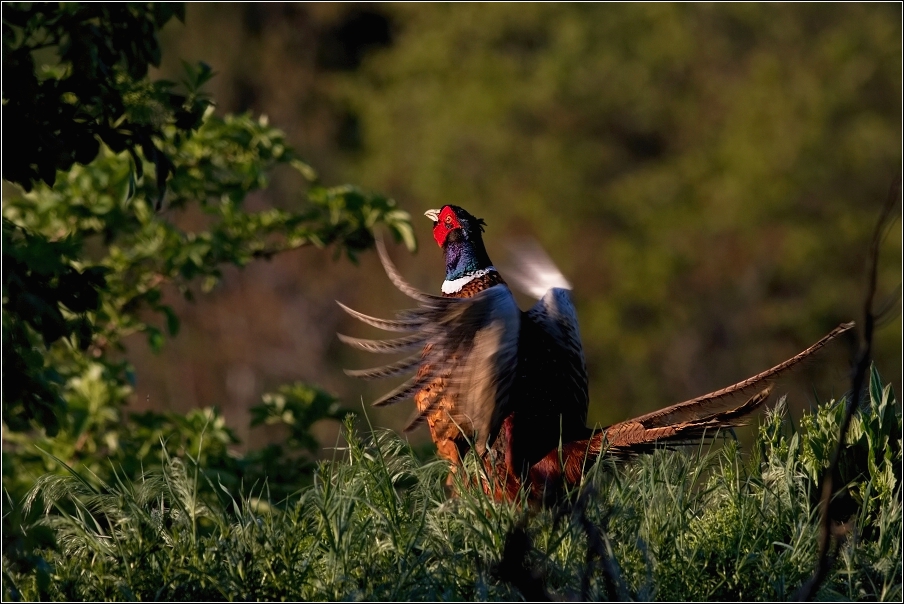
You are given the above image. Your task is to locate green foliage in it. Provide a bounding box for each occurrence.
[251,382,350,455]
[2,3,414,598]
[795,365,902,527]
[8,369,900,601]
[2,221,106,436]
[2,115,414,480]
[2,3,197,192]
[2,2,414,442]
[2,107,414,483]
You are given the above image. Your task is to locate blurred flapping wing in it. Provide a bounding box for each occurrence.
[338,240,521,452]
[507,241,589,429]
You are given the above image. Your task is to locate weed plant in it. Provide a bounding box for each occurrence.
[6,367,900,601]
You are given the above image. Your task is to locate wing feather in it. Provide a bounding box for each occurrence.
[521,287,589,426]
[506,241,588,422]
[505,240,572,298]
[339,245,522,451]
[343,353,426,380]
[375,238,445,304]
[336,332,426,354]
[371,370,439,407]
[337,301,422,332]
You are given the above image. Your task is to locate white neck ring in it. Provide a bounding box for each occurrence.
[442,267,496,294]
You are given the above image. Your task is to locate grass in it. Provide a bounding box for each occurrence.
[5,367,901,601]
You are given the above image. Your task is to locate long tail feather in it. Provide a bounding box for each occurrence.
[624,321,854,429]
[585,322,853,455]
[601,386,773,452]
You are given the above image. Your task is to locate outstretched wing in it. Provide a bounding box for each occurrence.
[520,288,589,425]
[507,242,588,420]
[338,240,520,453]
[503,242,590,467]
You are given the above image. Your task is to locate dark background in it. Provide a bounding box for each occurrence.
[127,3,901,451]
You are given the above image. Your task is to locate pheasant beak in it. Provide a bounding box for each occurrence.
[424,209,440,223]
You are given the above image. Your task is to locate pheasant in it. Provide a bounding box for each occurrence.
[338,205,853,502]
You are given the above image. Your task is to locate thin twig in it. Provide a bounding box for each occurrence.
[793,176,901,601]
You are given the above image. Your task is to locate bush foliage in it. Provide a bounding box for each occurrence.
[2,2,413,489]
[2,2,411,593]
[7,368,902,601]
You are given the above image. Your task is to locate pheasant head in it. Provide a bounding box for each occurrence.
[424,205,495,294]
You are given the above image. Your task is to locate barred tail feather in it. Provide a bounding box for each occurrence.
[596,322,853,453]
[527,322,854,501]
[600,386,773,452]
[633,322,855,429]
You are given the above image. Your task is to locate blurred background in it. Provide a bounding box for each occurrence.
[129,3,900,452]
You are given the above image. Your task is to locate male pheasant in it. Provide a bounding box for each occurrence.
[339,205,853,502]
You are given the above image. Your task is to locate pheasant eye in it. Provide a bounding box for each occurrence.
[444,215,453,225]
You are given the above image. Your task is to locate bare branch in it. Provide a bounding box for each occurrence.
[793,175,901,601]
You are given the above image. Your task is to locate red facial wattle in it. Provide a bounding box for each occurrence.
[432,206,461,247]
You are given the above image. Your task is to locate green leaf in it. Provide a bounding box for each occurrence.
[146,326,165,352]
[162,305,180,336]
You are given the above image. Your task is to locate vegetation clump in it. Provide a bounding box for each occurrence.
[7,367,901,601]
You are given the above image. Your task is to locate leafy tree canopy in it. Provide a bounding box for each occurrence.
[2,3,413,586]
